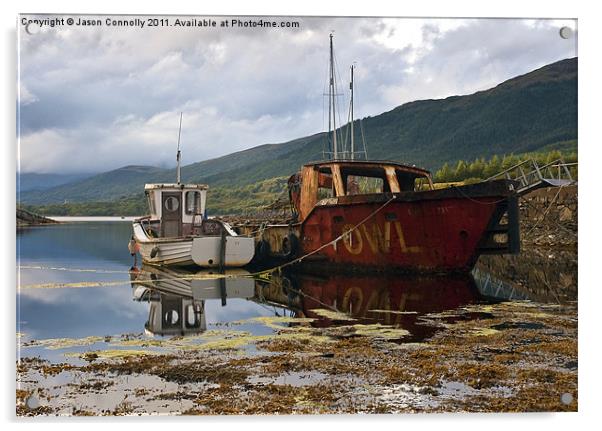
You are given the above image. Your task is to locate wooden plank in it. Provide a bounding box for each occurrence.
[384,166,401,193]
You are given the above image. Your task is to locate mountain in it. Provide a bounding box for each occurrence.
[19,165,172,204]
[19,57,577,205]
[17,172,92,193]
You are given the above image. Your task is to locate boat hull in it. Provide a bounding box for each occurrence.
[132,222,255,268]
[250,180,519,274]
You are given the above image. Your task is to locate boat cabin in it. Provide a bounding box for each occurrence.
[288,160,434,221]
[144,183,208,237]
[145,293,206,336]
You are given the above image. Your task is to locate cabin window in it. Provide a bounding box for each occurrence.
[317,168,335,199]
[164,196,180,212]
[414,177,431,191]
[339,166,389,196]
[146,191,156,215]
[185,191,202,215]
[396,172,431,192]
[346,175,384,195]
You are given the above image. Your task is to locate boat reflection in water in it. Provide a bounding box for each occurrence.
[129,265,255,336]
[256,271,486,342]
[129,264,523,341]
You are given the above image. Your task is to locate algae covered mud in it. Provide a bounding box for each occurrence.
[17,210,577,415]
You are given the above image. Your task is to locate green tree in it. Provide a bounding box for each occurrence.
[434,162,452,182]
[454,160,468,181]
[484,155,501,178]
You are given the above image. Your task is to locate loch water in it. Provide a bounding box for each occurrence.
[16,219,576,363]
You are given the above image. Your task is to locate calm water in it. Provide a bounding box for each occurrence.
[16,221,562,363]
[17,222,280,358]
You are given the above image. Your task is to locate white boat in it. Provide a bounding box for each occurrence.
[131,114,255,268]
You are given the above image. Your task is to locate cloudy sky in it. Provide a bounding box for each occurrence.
[17,16,577,174]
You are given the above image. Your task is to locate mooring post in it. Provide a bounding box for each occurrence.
[219,227,227,272]
[219,226,227,306]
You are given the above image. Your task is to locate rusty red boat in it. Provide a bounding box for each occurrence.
[239,160,519,274]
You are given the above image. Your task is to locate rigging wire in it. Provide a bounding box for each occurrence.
[332,48,346,157]
[351,67,368,160]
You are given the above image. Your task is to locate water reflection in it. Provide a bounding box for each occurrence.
[130,265,495,342]
[476,248,577,303]
[130,266,255,336]
[258,271,487,342]
[18,221,576,365]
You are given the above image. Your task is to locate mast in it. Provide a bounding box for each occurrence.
[176,112,183,184]
[329,33,338,160]
[350,65,354,160]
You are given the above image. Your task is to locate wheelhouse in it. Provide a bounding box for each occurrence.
[143,183,208,238]
[288,160,434,221]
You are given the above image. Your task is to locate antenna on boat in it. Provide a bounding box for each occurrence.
[176,112,183,184]
[329,32,338,160]
[345,63,368,161]
[350,64,355,160]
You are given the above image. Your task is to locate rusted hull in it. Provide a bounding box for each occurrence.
[301,202,497,272]
[252,180,519,274]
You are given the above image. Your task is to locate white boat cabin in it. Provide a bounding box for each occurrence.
[144,183,208,238]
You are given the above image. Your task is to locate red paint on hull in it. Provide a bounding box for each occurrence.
[300,196,504,273]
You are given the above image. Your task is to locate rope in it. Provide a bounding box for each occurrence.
[450,185,509,205]
[288,284,340,312]
[19,280,132,289]
[256,277,340,313]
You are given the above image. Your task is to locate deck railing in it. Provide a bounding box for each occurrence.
[486,158,575,194]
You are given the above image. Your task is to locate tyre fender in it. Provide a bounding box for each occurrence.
[281,233,299,260]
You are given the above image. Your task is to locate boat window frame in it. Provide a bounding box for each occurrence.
[145,191,157,216]
[335,164,434,195]
[395,169,434,192]
[317,166,336,200]
[185,190,202,215]
[163,195,180,212]
[338,165,391,196]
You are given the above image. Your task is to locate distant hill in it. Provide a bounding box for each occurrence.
[17,172,92,193]
[20,165,172,204]
[19,57,577,205]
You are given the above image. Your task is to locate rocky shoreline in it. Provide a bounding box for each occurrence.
[16,208,58,228]
[16,301,577,415]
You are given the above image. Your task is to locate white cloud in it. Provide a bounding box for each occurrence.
[17,16,577,174]
[19,84,38,105]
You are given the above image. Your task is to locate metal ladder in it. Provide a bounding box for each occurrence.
[486,158,576,195]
